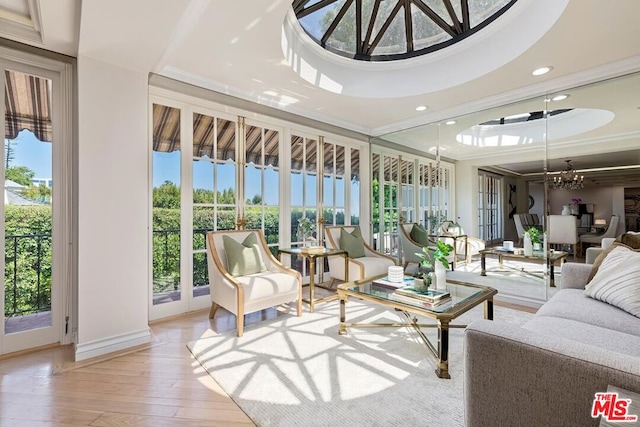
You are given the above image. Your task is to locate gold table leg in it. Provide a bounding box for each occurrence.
[344,253,349,282]
[308,256,316,313]
[338,295,347,335]
[435,319,451,379]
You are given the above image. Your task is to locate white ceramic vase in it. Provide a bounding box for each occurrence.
[434,262,447,290]
[561,205,571,215]
[524,233,533,256]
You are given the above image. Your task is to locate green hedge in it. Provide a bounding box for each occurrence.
[3,201,356,313]
[4,205,52,317]
[153,207,351,295]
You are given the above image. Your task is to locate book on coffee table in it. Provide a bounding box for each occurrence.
[394,287,450,302]
[390,292,452,308]
[373,276,414,290]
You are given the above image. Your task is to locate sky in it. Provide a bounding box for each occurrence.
[6,130,356,214]
[5,130,52,179]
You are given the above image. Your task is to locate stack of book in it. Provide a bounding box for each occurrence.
[372,276,414,290]
[390,287,452,308]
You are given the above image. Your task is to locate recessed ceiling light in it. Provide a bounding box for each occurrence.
[416,105,428,111]
[551,94,569,101]
[445,120,456,125]
[532,66,553,76]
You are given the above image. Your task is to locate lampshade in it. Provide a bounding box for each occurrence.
[594,219,607,226]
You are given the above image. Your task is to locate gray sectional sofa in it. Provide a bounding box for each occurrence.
[463,261,640,427]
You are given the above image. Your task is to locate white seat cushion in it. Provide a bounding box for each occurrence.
[236,272,299,313]
[355,256,395,279]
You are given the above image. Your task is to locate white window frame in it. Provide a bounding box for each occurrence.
[0,46,73,353]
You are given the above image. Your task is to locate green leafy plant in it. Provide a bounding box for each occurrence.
[525,227,541,244]
[415,240,454,275]
[297,217,316,238]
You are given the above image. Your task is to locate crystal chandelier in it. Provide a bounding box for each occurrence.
[548,160,584,190]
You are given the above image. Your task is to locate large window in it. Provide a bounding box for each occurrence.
[323,140,347,226]
[149,90,368,319]
[478,171,502,244]
[350,147,361,225]
[192,112,237,297]
[373,146,455,256]
[151,104,182,307]
[400,158,415,223]
[244,122,281,255]
[290,134,318,246]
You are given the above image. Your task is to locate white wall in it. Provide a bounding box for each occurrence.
[76,56,150,360]
[529,182,545,218]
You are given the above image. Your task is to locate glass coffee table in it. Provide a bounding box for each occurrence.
[479,248,568,287]
[337,275,497,379]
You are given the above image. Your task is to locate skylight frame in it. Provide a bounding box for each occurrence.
[293,0,518,62]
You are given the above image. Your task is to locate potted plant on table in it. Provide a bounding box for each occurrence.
[414,240,453,292]
[297,217,316,247]
[525,227,542,251]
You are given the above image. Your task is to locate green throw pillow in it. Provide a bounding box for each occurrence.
[222,233,267,277]
[410,223,430,246]
[339,227,365,258]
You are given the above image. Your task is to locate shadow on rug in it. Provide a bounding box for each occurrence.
[187,301,533,427]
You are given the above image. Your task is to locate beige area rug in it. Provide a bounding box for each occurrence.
[187,300,534,427]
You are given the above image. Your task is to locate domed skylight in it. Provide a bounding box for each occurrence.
[293,0,517,61]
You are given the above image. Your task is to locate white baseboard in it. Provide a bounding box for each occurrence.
[75,328,151,361]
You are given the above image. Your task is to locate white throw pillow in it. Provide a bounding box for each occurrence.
[584,246,640,318]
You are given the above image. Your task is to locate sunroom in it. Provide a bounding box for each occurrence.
[0,0,639,364]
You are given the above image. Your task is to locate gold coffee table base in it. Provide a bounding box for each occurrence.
[338,276,496,379]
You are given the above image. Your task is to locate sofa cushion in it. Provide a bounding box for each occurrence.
[619,231,640,247]
[536,289,640,337]
[410,223,430,246]
[588,232,640,281]
[584,246,640,318]
[339,227,365,258]
[523,315,640,357]
[222,233,266,277]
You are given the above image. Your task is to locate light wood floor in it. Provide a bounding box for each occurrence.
[0,306,288,426]
[0,295,535,426]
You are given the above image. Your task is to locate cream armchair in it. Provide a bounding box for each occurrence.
[399,222,456,269]
[437,220,486,263]
[398,223,424,268]
[325,225,396,284]
[206,230,302,337]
